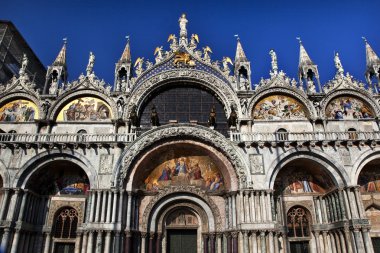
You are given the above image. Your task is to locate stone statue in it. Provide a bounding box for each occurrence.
[240,98,248,115]
[150,105,159,127]
[203,46,212,63]
[269,49,278,74]
[208,106,216,127]
[154,47,164,63]
[134,57,144,77]
[228,106,238,128]
[129,104,139,127]
[168,34,178,51]
[146,60,153,69]
[86,52,95,76]
[222,57,233,75]
[117,97,125,119]
[42,100,51,119]
[19,53,28,75]
[49,80,58,95]
[189,34,199,50]
[179,13,188,39]
[334,52,344,75]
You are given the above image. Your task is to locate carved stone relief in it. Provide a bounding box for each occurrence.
[249,154,264,174]
[99,154,114,174]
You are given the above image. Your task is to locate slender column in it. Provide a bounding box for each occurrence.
[156,233,162,253]
[0,189,10,220]
[126,192,132,229]
[244,191,250,223]
[335,232,342,253]
[260,191,266,221]
[362,229,374,253]
[95,231,103,253]
[250,191,256,222]
[319,196,326,223]
[90,191,96,222]
[106,191,112,223]
[330,232,337,253]
[104,232,111,253]
[141,232,147,253]
[338,230,346,253]
[17,191,28,222]
[267,191,273,221]
[237,192,242,224]
[227,233,232,253]
[10,229,21,253]
[216,233,222,253]
[75,231,82,253]
[353,187,365,218]
[353,229,364,253]
[242,232,248,253]
[338,190,346,220]
[210,234,215,253]
[114,232,120,253]
[0,228,10,251]
[111,190,118,223]
[101,191,107,222]
[203,234,209,253]
[322,232,328,253]
[343,189,352,219]
[87,231,94,253]
[274,232,279,253]
[125,231,132,253]
[43,233,51,253]
[95,191,102,222]
[251,232,257,253]
[260,232,266,253]
[344,228,354,253]
[269,231,274,253]
[118,190,124,223]
[348,188,359,219]
[314,231,321,253]
[149,233,155,253]
[232,232,238,253]
[228,196,232,228]
[81,232,88,253]
[232,194,236,228]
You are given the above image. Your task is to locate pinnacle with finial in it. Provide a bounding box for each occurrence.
[120,35,131,63]
[297,37,314,66]
[234,35,248,62]
[362,37,380,68]
[53,38,67,66]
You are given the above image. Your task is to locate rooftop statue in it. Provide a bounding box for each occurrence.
[203,46,212,63]
[334,52,344,76]
[154,46,164,63]
[86,52,95,76]
[19,53,28,76]
[134,57,144,77]
[179,14,188,37]
[269,49,278,74]
[168,34,178,51]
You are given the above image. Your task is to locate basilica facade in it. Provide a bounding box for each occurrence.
[0,14,380,253]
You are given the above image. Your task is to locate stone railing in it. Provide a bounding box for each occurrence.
[0,133,137,145]
[230,131,380,144]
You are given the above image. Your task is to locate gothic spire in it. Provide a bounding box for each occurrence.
[53,38,67,66]
[363,37,380,68]
[120,36,131,63]
[297,38,314,66]
[234,36,248,62]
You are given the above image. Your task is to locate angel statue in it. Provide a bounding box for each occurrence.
[222,57,233,75]
[203,46,212,63]
[19,53,28,75]
[134,57,144,77]
[334,52,344,76]
[168,34,178,51]
[145,60,153,69]
[154,46,164,63]
[86,52,95,76]
[269,49,278,74]
[189,34,199,50]
[179,13,188,39]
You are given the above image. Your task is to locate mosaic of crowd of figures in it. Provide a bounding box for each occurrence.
[358,168,380,193]
[57,97,112,121]
[325,96,374,119]
[142,154,224,192]
[252,95,307,120]
[274,168,335,195]
[0,99,38,122]
[27,163,90,195]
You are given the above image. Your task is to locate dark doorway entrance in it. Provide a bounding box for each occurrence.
[373,237,380,253]
[54,242,75,253]
[167,229,197,253]
[289,241,309,253]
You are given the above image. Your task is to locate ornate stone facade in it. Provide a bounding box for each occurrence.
[0,14,380,253]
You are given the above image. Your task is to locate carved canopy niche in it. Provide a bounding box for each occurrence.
[0,99,39,122]
[56,96,113,121]
[252,94,307,120]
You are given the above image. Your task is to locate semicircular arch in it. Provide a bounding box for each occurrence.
[247,87,316,121]
[351,148,380,186]
[48,90,117,121]
[0,92,42,121]
[266,149,349,189]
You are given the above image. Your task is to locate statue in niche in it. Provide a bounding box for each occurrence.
[116,97,125,119]
[150,105,159,127]
[240,98,248,115]
[228,106,238,128]
[86,52,95,76]
[129,104,139,127]
[208,106,216,127]
[269,49,278,74]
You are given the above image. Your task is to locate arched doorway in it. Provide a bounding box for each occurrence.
[52,206,79,253]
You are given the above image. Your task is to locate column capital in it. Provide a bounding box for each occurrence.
[231,231,238,238]
[149,232,155,239]
[141,232,148,238]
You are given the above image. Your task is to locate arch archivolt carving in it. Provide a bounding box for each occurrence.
[115,124,249,189]
[141,187,222,232]
[320,89,380,119]
[351,148,380,185]
[48,89,118,121]
[247,87,317,120]
[0,92,42,120]
[266,148,349,189]
[13,150,99,189]
[125,69,241,120]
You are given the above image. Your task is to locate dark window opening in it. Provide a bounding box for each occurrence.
[306,69,314,80]
[51,70,58,82]
[348,128,357,140]
[276,128,288,141]
[53,207,78,239]
[287,206,310,238]
[118,67,127,79]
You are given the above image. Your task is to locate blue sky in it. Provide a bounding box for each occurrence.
[2,0,380,86]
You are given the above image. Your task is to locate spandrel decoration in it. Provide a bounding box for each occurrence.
[325,96,374,120]
[57,97,112,121]
[142,155,224,192]
[252,95,307,120]
[0,99,39,122]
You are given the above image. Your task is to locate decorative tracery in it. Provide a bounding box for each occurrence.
[287,206,310,238]
[53,207,78,239]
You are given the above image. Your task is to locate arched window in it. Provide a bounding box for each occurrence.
[287,206,310,238]
[53,207,78,239]
[276,128,288,141]
[348,128,357,140]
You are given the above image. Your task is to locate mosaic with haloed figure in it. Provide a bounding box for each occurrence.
[325,96,374,120]
[0,99,38,122]
[57,97,112,121]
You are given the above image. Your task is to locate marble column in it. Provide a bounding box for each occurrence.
[81,232,88,253]
[87,231,94,253]
[243,232,248,253]
[362,229,374,253]
[156,233,162,253]
[261,232,267,253]
[106,191,112,223]
[17,191,28,222]
[274,233,279,253]
[75,231,82,253]
[353,229,364,253]
[95,230,103,253]
[111,190,118,223]
[101,191,107,222]
[43,233,51,253]
[125,230,132,253]
[267,191,273,221]
[251,232,258,253]
[203,234,209,253]
[0,228,10,251]
[227,233,232,253]
[232,194,237,228]
[210,234,215,253]
[126,192,132,229]
[250,192,256,222]
[10,229,20,253]
[149,233,155,253]
[0,189,10,220]
[344,228,354,253]
[313,231,321,253]
[260,192,266,221]
[216,233,222,253]
[232,232,238,253]
[95,191,102,222]
[348,189,359,219]
[338,230,346,253]
[353,187,365,218]
[90,191,96,222]
[104,232,111,253]
[343,189,352,220]
[141,232,147,253]
[269,231,274,253]
[118,190,124,223]
[244,191,250,223]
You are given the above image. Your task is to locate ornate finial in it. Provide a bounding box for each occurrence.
[126,35,130,41]
[234,34,240,41]
[63,37,67,44]
[86,51,95,76]
[120,36,131,62]
[362,36,367,43]
[296,37,302,44]
[53,38,67,66]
